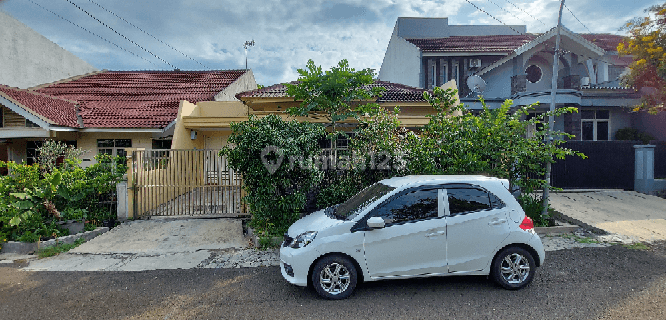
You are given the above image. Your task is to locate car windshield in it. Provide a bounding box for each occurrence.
[333,182,395,220]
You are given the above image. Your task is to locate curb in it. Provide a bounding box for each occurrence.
[0,227,109,255]
[535,224,579,236]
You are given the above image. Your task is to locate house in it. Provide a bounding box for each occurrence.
[0,11,97,89]
[378,17,665,142]
[175,79,460,150]
[0,69,257,167]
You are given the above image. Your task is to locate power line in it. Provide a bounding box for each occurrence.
[503,0,547,27]
[464,0,524,35]
[26,0,160,68]
[85,0,210,70]
[564,3,592,33]
[63,0,177,69]
[485,0,524,24]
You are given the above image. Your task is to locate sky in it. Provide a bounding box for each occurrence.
[0,0,663,86]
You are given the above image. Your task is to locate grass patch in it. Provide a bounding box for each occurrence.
[623,242,650,250]
[38,238,86,258]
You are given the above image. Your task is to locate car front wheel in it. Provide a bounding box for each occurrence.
[311,255,358,299]
[491,246,536,290]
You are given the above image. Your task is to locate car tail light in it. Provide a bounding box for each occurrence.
[519,216,534,230]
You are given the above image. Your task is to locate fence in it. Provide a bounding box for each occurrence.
[128,149,246,217]
[550,141,640,190]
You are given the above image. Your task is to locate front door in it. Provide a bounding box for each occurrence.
[363,188,447,278]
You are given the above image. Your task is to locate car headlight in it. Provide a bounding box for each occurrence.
[289,231,317,248]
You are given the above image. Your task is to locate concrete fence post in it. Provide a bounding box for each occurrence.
[634,145,655,194]
[116,180,128,220]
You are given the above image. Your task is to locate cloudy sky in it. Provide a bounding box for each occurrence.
[1,0,662,86]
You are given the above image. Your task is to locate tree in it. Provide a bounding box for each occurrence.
[285,59,385,135]
[619,3,666,113]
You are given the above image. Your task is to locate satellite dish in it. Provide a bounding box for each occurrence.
[466,75,486,93]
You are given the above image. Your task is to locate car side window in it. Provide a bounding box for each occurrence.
[371,188,439,225]
[447,188,492,215]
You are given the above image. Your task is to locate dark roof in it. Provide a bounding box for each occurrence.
[406,35,536,53]
[33,70,247,128]
[237,80,429,103]
[579,34,625,52]
[0,85,79,127]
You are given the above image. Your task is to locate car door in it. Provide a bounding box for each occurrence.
[362,187,447,278]
[445,186,510,273]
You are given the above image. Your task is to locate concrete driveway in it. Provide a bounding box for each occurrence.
[21,218,278,272]
[550,190,666,242]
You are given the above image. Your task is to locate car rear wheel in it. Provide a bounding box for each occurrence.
[311,255,357,300]
[491,246,536,290]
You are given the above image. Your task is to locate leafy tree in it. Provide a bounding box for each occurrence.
[619,3,666,113]
[285,59,385,136]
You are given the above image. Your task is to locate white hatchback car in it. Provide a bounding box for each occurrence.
[280,175,545,299]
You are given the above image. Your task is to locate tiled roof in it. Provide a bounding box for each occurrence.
[406,35,536,53]
[0,85,79,127]
[579,34,625,52]
[237,80,429,103]
[406,34,625,53]
[34,70,247,128]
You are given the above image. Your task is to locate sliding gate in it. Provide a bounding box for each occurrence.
[130,149,246,217]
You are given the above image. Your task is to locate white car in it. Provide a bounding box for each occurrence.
[280,175,545,299]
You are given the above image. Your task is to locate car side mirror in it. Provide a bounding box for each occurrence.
[367,216,385,229]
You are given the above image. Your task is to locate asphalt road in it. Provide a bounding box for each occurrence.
[2,243,666,320]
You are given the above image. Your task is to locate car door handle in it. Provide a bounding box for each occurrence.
[488,219,507,226]
[426,231,446,237]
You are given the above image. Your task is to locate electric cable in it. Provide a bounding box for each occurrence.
[63,0,177,69]
[86,0,210,70]
[26,0,160,68]
[464,0,524,35]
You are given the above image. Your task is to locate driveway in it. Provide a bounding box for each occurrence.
[21,218,278,272]
[550,190,666,242]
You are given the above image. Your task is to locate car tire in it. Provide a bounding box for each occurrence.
[491,246,536,290]
[311,255,358,300]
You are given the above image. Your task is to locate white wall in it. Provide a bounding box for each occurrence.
[378,30,422,88]
[214,70,258,101]
[0,11,97,88]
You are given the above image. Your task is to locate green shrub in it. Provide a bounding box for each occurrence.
[221,114,325,239]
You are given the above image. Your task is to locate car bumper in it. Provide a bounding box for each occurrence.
[530,233,546,266]
[279,244,321,287]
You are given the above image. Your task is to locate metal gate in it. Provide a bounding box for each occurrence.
[129,149,246,217]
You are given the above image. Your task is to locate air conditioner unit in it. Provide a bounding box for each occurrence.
[469,59,482,69]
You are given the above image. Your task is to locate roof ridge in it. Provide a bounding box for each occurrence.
[27,69,108,90]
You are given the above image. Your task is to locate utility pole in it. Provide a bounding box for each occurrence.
[244,40,255,70]
[542,0,565,216]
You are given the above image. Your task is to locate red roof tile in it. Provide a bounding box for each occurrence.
[0,85,79,127]
[407,35,537,53]
[237,80,430,103]
[579,34,625,52]
[34,70,246,128]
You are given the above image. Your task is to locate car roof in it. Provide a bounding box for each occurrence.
[380,175,503,189]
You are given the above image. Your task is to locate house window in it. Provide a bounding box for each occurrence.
[27,140,77,165]
[581,110,610,141]
[440,61,448,86]
[452,60,460,85]
[526,65,542,83]
[151,139,172,157]
[98,139,132,157]
[431,65,437,88]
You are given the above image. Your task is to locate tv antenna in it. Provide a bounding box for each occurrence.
[244,40,255,70]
